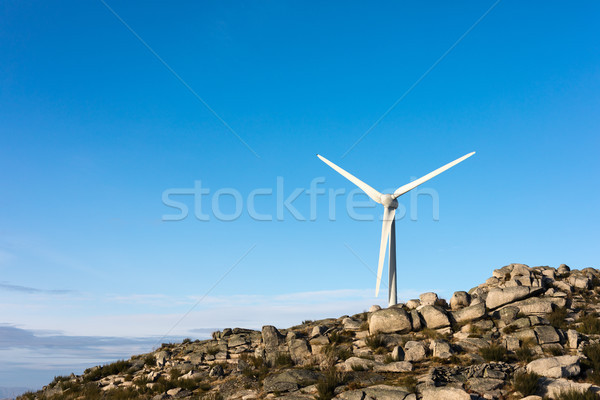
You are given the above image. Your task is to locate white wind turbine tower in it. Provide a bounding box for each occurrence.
[317,152,475,307]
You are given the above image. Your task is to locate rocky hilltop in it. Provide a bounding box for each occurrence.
[20,263,600,400]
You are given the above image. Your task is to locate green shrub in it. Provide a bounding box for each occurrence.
[516,346,535,363]
[365,335,386,351]
[50,375,70,386]
[169,368,182,380]
[547,307,569,329]
[383,354,395,364]
[513,371,540,396]
[323,344,352,361]
[503,325,518,334]
[422,328,441,339]
[397,375,418,393]
[104,386,140,399]
[467,324,483,338]
[577,314,600,334]
[330,331,352,344]
[206,345,220,356]
[350,363,367,371]
[274,352,294,367]
[151,376,178,392]
[143,354,156,367]
[548,346,565,356]
[556,390,600,400]
[479,344,508,362]
[315,369,346,400]
[182,337,192,344]
[583,343,600,384]
[239,354,269,381]
[134,376,150,388]
[83,359,131,382]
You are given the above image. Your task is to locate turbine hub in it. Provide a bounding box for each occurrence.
[380,194,398,209]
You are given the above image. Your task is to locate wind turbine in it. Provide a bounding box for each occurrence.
[317,152,475,307]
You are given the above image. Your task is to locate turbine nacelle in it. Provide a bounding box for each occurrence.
[380,194,398,209]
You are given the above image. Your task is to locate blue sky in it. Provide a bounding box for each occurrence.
[1,0,599,389]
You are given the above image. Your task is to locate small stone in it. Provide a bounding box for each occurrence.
[167,388,183,397]
[420,292,439,306]
[374,361,412,372]
[369,304,382,313]
[406,299,420,309]
[557,264,570,275]
[209,364,224,378]
[310,325,326,338]
[567,329,579,349]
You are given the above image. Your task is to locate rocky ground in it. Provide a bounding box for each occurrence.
[19,263,600,400]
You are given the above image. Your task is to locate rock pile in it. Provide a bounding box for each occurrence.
[20,263,600,400]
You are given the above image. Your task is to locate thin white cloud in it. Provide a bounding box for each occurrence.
[0,281,76,295]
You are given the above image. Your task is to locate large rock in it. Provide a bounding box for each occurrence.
[262,369,320,393]
[569,274,590,289]
[540,377,592,398]
[420,292,439,306]
[526,355,581,378]
[262,325,284,349]
[498,306,520,323]
[534,326,560,344]
[342,317,361,331]
[404,341,427,362]
[418,305,450,329]
[422,387,471,400]
[410,309,422,331]
[288,338,311,364]
[369,308,412,335]
[391,345,404,361]
[467,377,504,393]
[450,291,470,310]
[486,286,532,309]
[450,302,485,323]
[373,361,412,372]
[431,339,452,359]
[343,357,374,371]
[336,384,412,400]
[508,297,555,315]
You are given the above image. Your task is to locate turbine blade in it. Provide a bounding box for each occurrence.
[317,154,382,203]
[375,207,395,297]
[392,152,475,199]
